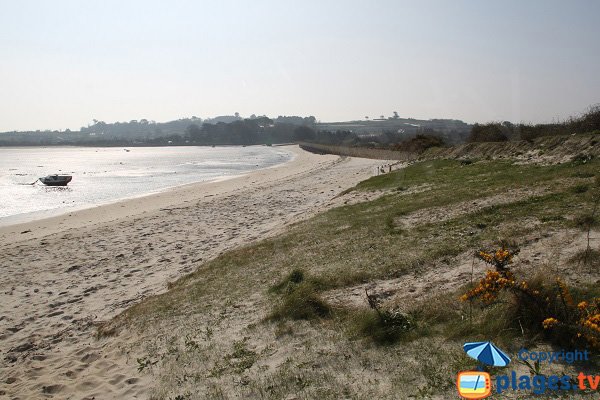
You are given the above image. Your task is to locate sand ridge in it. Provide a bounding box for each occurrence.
[0,146,386,399]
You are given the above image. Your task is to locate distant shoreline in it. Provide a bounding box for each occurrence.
[0,146,385,399]
[0,143,289,148]
[0,145,305,244]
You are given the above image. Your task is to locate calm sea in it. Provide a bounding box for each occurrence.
[0,146,293,225]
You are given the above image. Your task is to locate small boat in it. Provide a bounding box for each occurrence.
[39,174,72,186]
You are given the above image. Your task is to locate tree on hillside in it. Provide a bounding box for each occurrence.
[294,126,316,141]
[186,123,204,142]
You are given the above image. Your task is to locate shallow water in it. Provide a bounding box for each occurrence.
[0,146,292,224]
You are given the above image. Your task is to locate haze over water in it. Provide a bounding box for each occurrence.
[0,146,292,224]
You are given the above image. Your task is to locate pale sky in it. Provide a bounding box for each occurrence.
[1,0,599,131]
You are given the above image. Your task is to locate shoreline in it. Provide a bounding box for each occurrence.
[0,145,300,245]
[0,145,295,233]
[0,146,387,399]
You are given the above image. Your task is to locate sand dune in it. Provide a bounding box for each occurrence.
[0,146,385,399]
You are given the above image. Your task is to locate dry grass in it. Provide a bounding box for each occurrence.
[103,158,599,399]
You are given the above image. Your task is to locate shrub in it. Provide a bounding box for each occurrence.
[467,104,600,142]
[571,153,594,165]
[574,104,600,133]
[390,134,445,153]
[467,123,510,143]
[462,247,600,350]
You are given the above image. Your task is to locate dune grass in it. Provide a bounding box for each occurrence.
[114,157,599,327]
[106,157,599,399]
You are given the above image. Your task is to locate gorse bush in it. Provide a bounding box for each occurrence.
[462,246,600,350]
[535,278,600,350]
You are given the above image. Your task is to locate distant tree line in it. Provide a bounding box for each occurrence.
[184,116,315,145]
[294,125,464,154]
[468,104,600,143]
[7,106,597,148]
[0,115,316,146]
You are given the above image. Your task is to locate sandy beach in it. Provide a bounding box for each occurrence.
[0,146,385,399]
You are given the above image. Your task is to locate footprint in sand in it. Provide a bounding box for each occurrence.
[42,384,65,394]
[64,370,77,378]
[108,374,126,385]
[80,352,100,363]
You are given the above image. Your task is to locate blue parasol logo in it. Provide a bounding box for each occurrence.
[463,341,511,367]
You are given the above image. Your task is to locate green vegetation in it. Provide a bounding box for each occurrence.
[0,115,316,146]
[468,104,600,142]
[349,291,415,345]
[109,156,599,399]
[462,247,600,351]
[389,133,445,153]
[269,284,331,321]
[117,157,599,324]
[269,271,331,321]
[225,341,258,373]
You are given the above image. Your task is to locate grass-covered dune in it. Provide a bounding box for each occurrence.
[424,131,600,163]
[103,155,599,399]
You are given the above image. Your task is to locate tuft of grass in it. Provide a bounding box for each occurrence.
[269,282,331,321]
[572,171,596,178]
[571,153,594,165]
[225,341,257,373]
[539,214,565,222]
[347,290,415,345]
[270,268,305,293]
[569,248,600,269]
[573,214,599,230]
[385,216,403,235]
[350,309,414,345]
[571,184,589,193]
[274,321,294,338]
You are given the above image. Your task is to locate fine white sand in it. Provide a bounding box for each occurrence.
[0,146,386,399]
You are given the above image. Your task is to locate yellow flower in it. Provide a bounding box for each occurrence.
[542,317,559,329]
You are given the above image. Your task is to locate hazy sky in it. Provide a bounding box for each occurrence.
[1,0,599,131]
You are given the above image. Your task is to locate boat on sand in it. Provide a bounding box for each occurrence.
[39,175,72,186]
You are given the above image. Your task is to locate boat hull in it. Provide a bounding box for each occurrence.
[41,181,71,186]
[39,175,72,186]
